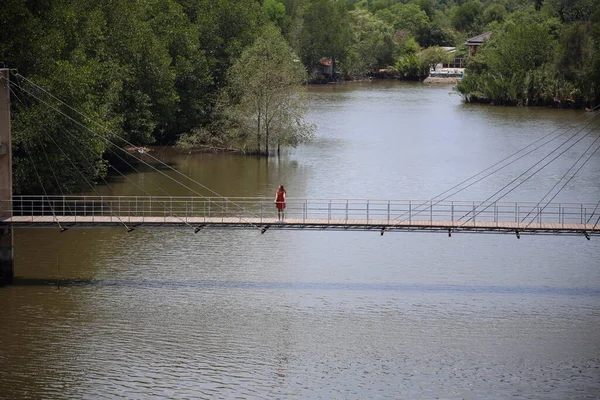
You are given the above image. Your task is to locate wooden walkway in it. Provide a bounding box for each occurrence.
[2,215,598,236]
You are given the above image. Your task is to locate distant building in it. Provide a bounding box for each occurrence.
[465,32,491,57]
[318,58,333,77]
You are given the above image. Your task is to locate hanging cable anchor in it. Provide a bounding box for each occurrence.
[515,230,520,239]
[582,231,590,240]
[260,226,269,234]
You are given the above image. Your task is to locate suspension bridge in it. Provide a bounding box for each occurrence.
[0,68,599,284]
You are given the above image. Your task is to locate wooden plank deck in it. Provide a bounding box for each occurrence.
[1,215,598,234]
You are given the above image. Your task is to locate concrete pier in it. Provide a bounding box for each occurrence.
[0,69,13,285]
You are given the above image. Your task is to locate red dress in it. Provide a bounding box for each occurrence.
[275,190,286,210]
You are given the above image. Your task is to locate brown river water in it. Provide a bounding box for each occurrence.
[1,81,600,399]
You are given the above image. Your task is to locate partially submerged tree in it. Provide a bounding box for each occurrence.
[224,25,314,156]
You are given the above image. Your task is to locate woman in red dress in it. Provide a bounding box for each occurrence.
[274,185,286,221]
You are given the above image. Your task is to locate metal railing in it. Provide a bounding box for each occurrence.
[2,196,599,228]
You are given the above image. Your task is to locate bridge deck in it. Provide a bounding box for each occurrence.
[2,196,599,236]
[2,215,598,236]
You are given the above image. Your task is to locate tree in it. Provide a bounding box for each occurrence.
[299,0,352,76]
[418,46,452,76]
[549,0,600,22]
[264,0,289,34]
[452,1,482,33]
[225,25,314,155]
[345,9,396,76]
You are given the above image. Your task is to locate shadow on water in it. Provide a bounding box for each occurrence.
[11,278,600,296]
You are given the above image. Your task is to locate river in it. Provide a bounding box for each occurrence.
[1,81,599,399]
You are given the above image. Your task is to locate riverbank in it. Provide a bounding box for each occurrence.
[423,76,461,84]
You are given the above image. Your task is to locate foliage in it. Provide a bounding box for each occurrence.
[419,46,454,76]
[299,0,352,76]
[2,0,599,192]
[223,25,314,155]
[458,14,599,106]
[344,9,396,76]
[452,1,482,34]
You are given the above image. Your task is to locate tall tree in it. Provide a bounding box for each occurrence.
[299,0,352,76]
[225,25,314,155]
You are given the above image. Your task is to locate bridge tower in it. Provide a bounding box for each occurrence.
[0,69,13,285]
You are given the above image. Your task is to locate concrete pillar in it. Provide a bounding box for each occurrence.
[0,69,13,285]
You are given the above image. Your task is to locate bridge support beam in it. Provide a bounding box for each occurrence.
[0,69,13,285]
[0,228,13,285]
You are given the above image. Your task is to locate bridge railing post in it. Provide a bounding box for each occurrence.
[494,202,498,227]
[387,200,390,222]
[559,203,563,228]
[305,200,308,223]
[345,200,348,223]
[431,200,434,225]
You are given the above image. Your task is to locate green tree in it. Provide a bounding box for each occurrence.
[345,9,396,76]
[225,25,314,155]
[299,0,352,76]
[264,0,289,33]
[452,1,482,33]
[419,46,452,76]
[549,0,600,22]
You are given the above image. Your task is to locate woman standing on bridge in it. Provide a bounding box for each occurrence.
[275,185,286,222]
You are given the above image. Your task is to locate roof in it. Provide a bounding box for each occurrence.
[465,32,491,46]
[319,58,332,67]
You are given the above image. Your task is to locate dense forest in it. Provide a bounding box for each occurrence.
[1,0,599,194]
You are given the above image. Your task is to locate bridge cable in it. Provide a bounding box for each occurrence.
[22,140,65,231]
[9,84,134,231]
[393,106,600,222]
[8,84,74,228]
[10,75,263,230]
[11,72,264,229]
[586,200,600,225]
[460,125,598,224]
[521,133,600,227]
[50,120,198,231]
[40,128,135,231]
[459,125,599,226]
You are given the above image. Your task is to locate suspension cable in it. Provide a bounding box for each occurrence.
[9,84,134,231]
[522,133,600,225]
[9,84,75,217]
[54,121,197,230]
[11,76,262,229]
[11,72,263,226]
[394,106,600,222]
[460,125,598,226]
[23,142,64,230]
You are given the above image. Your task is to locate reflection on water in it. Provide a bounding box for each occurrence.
[1,81,600,399]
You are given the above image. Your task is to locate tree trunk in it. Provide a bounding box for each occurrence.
[332,57,336,81]
[265,122,270,156]
[257,108,261,154]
